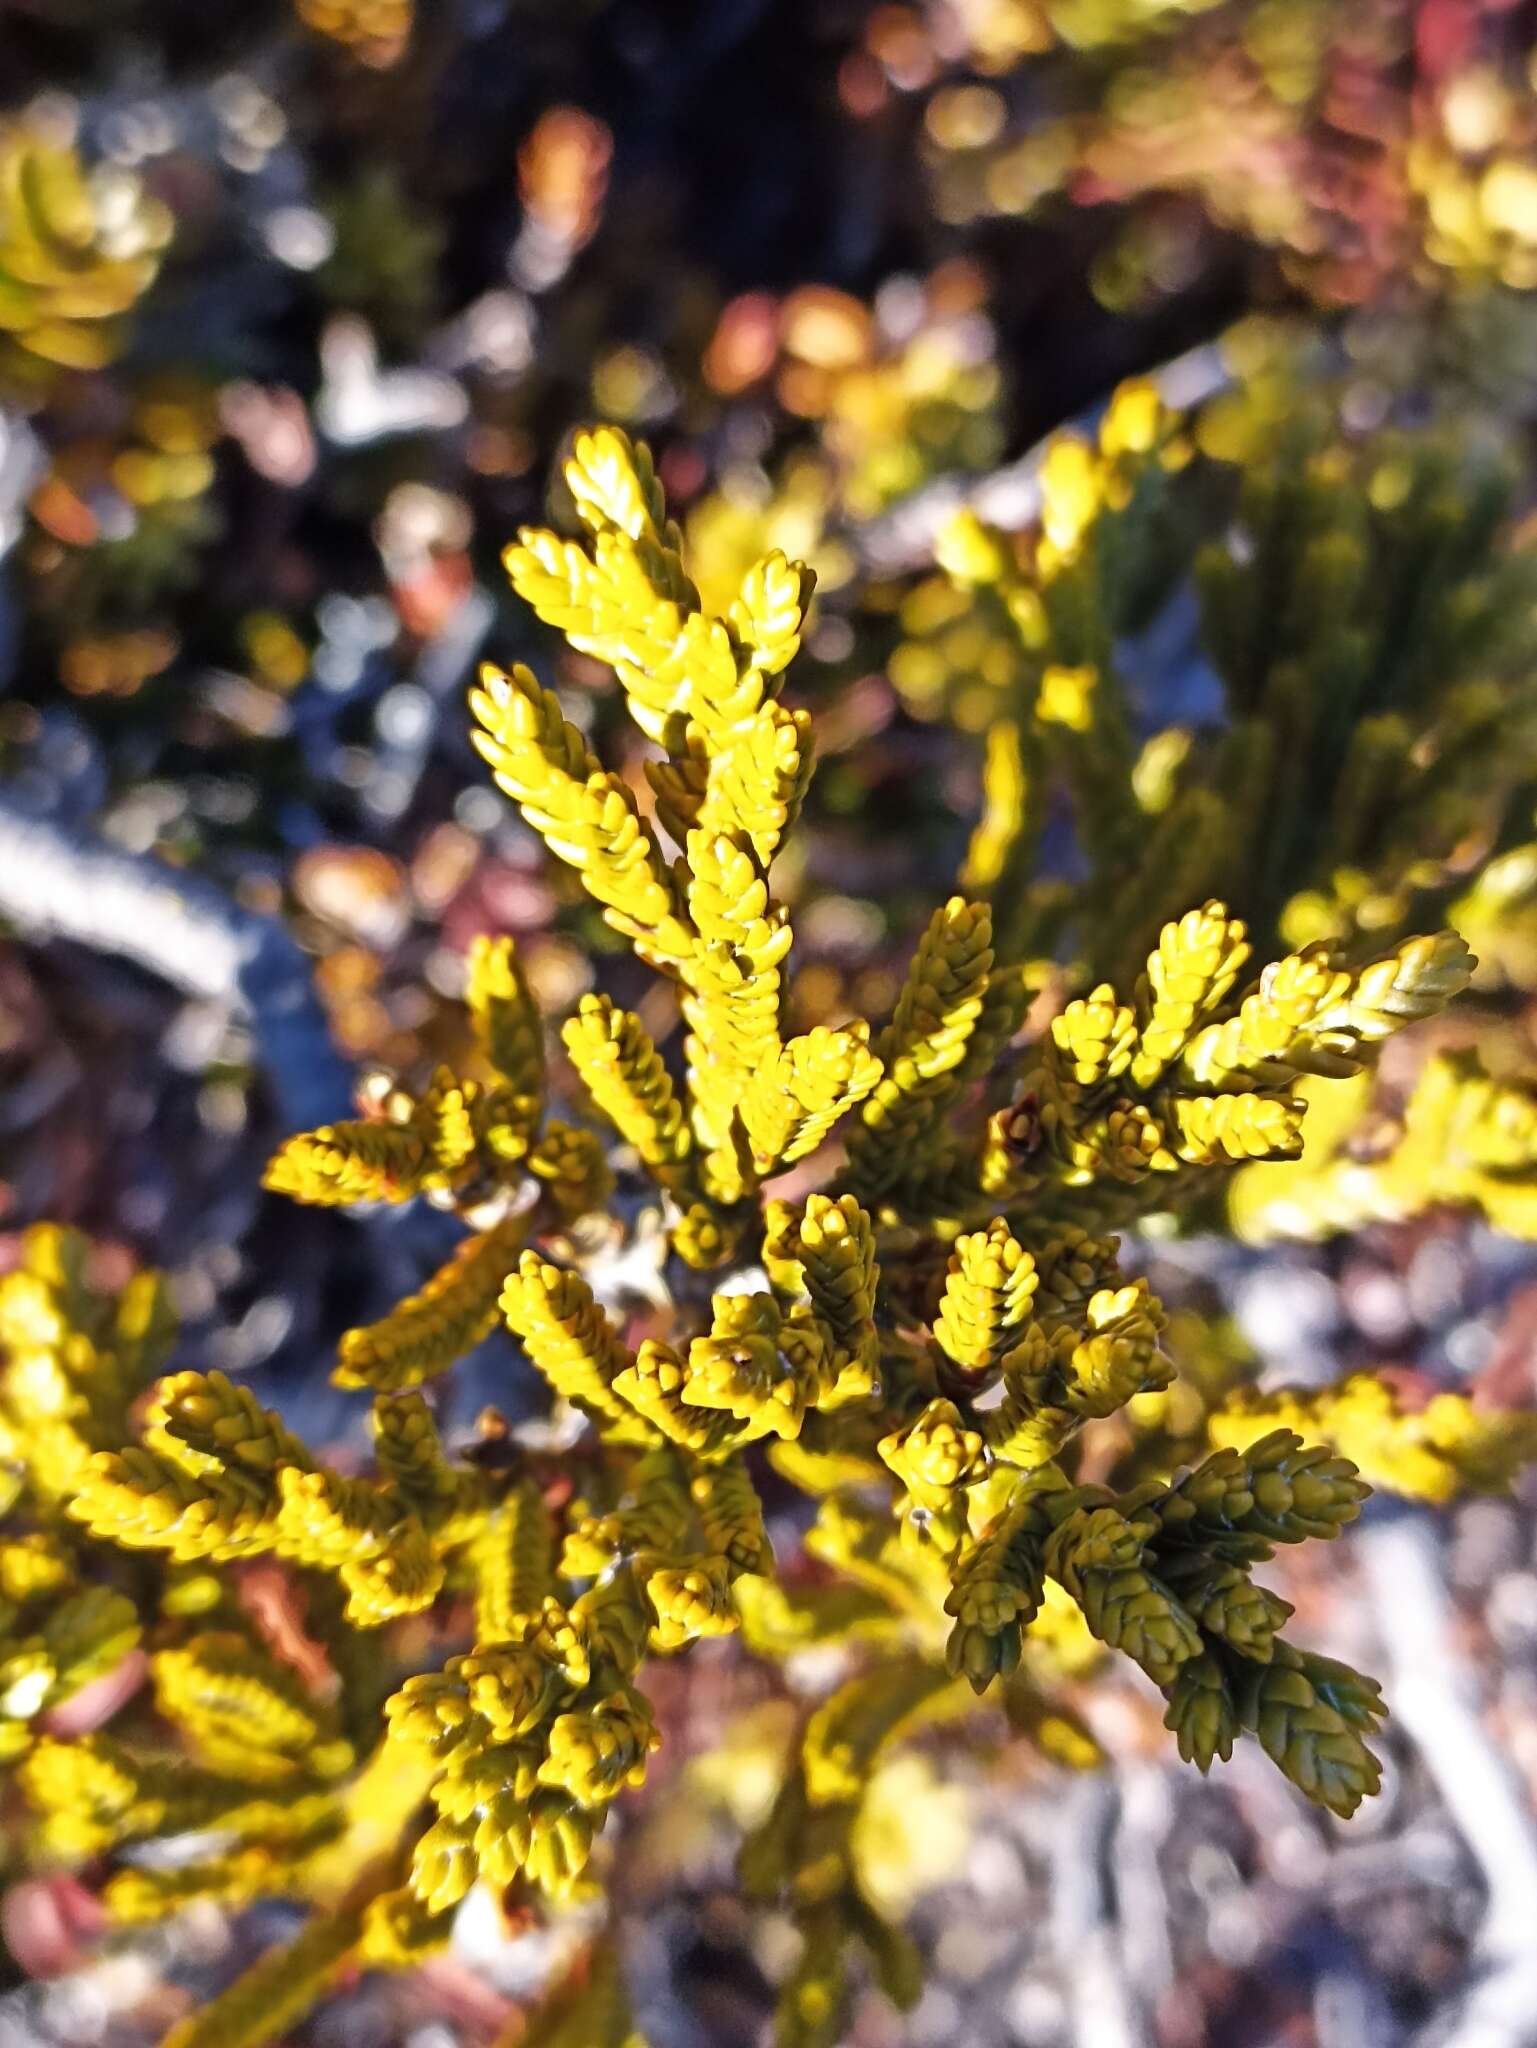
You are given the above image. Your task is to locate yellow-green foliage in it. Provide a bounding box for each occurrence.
[0,116,173,387]
[1212,1376,1537,1504]
[0,424,1521,2048]
[896,354,1537,976]
[1231,1047,1537,1243]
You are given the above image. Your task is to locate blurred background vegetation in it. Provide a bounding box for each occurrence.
[7,3,1537,2044]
